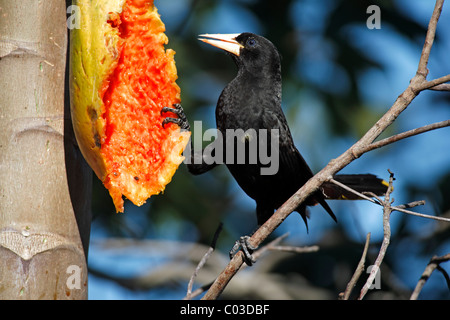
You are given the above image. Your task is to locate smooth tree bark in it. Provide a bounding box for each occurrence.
[0,0,91,299]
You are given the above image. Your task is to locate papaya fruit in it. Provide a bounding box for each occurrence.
[70,0,190,212]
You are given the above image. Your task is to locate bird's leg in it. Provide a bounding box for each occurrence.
[229,204,270,265]
[161,103,190,131]
[229,235,258,266]
[161,103,219,175]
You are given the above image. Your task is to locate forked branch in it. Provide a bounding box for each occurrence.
[410,253,450,299]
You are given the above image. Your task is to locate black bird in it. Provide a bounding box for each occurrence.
[162,33,388,264]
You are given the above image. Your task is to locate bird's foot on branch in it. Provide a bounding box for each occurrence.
[161,103,190,131]
[229,236,258,266]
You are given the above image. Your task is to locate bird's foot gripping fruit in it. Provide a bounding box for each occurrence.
[161,104,191,131]
[70,0,190,212]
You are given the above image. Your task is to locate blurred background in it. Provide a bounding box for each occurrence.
[86,0,450,299]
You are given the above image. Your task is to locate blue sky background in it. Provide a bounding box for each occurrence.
[87,0,450,299]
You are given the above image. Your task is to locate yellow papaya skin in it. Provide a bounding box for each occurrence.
[69,0,190,212]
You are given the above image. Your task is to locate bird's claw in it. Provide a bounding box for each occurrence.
[229,235,258,266]
[161,103,190,131]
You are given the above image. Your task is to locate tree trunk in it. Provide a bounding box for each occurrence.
[0,0,91,299]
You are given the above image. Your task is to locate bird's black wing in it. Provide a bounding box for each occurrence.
[263,108,337,225]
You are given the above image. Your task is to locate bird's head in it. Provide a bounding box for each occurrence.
[198,33,281,77]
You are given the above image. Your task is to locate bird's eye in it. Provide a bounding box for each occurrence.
[247,38,257,47]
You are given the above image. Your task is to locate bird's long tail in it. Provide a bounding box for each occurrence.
[299,174,389,232]
[321,174,389,200]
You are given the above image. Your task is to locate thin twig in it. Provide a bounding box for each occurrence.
[340,233,371,300]
[185,282,214,300]
[329,178,381,205]
[268,245,320,254]
[367,120,450,152]
[330,178,450,223]
[395,200,426,209]
[410,253,450,299]
[390,206,450,222]
[246,232,290,262]
[429,83,450,91]
[418,74,450,91]
[416,0,444,77]
[184,222,223,300]
[359,171,395,299]
[238,233,292,271]
[436,265,450,290]
[187,232,292,299]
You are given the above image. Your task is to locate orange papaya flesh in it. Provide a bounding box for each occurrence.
[70,0,190,212]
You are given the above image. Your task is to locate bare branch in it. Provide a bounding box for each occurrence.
[391,205,450,223]
[239,233,291,271]
[410,253,450,300]
[201,232,318,299]
[429,83,450,91]
[331,177,450,223]
[329,178,381,205]
[416,0,444,77]
[420,74,450,91]
[367,120,450,152]
[340,233,371,300]
[185,223,223,300]
[268,245,319,254]
[359,171,395,299]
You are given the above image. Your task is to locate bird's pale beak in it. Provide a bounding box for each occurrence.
[198,33,243,56]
